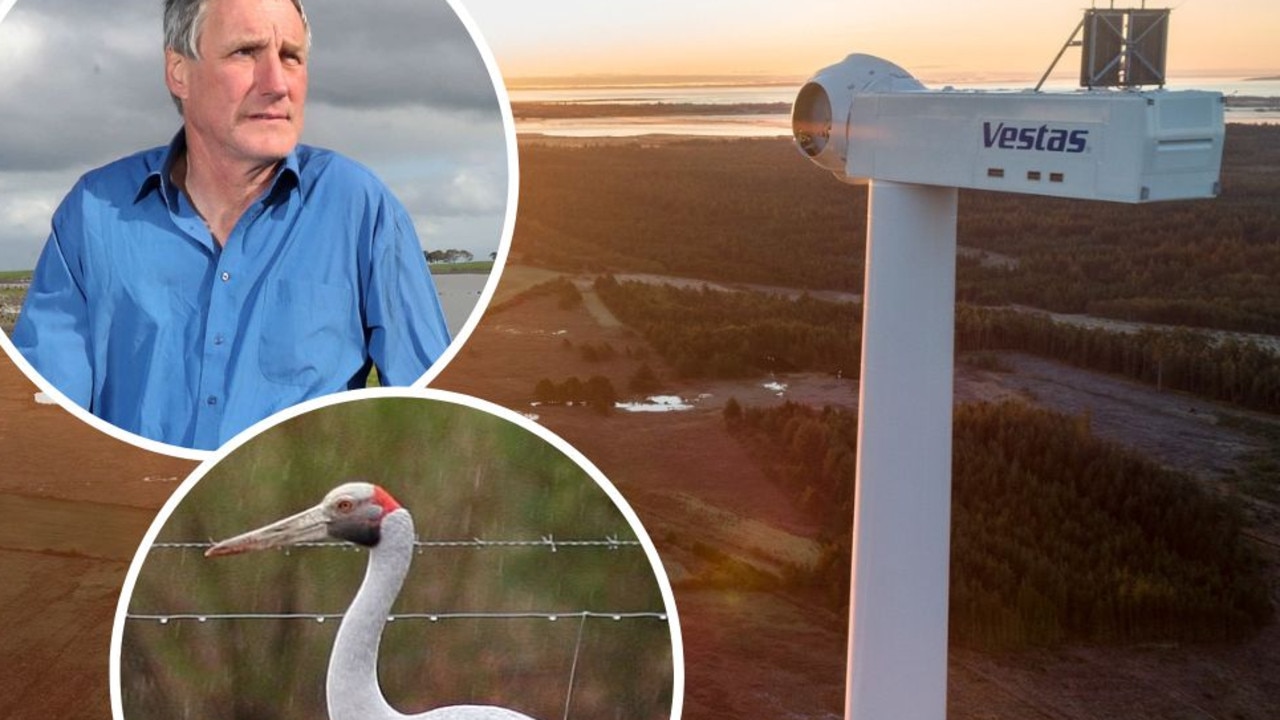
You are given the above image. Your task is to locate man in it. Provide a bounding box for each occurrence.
[13,0,452,450]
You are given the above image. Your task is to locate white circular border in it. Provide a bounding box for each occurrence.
[414,0,520,391]
[108,386,686,720]
[0,0,521,460]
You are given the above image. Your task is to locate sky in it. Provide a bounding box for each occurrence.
[0,0,512,271]
[462,0,1280,83]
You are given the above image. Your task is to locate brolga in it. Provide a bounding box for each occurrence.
[206,482,538,720]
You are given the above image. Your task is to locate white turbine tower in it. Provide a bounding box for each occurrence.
[791,8,1223,720]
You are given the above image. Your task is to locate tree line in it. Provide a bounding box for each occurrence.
[956,124,1280,333]
[515,125,1280,334]
[533,375,617,414]
[514,138,864,286]
[425,249,476,264]
[594,275,1280,413]
[594,274,861,378]
[727,399,1273,649]
[956,306,1280,414]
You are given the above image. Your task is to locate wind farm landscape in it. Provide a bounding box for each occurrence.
[2,0,1280,716]
[0,94,1276,720]
[435,116,1280,719]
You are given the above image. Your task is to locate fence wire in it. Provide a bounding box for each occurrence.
[126,610,668,624]
[135,537,663,625]
[150,535,643,552]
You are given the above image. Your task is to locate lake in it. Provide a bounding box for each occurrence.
[434,272,492,338]
[512,77,1280,137]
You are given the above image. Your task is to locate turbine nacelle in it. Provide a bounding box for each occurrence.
[791,54,924,182]
[792,53,1225,202]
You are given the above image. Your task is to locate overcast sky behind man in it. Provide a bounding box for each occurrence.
[0,0,511,271]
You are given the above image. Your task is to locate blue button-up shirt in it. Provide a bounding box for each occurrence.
[13,131,451,450]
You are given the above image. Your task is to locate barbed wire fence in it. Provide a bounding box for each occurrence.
[126,534,674,720]
[150,534,645,552]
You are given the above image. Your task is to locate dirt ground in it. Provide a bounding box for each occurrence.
[435,266,1280,720]
[0,356,196,720]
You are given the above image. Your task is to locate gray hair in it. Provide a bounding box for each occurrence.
[163,0,311,113]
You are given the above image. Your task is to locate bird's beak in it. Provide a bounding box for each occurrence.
[205,504,330,557]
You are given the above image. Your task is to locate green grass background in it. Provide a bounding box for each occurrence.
[120,396,674,720]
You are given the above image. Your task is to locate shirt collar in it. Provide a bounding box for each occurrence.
[135,128,303,210]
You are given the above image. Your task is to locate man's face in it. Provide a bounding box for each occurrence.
[167,0,308,168]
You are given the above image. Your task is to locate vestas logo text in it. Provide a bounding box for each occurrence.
[982,122,1089,153]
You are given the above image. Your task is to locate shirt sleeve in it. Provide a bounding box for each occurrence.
[363,195,452,386]
[11,183,94,408]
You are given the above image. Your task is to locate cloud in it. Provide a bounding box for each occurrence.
[442,166,507,215]
[0,170,76,269]
[0,0,512,270]
[414,213,506,258]
[0,3,173,173]
[306,0,501,114]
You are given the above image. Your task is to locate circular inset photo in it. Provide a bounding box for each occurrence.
[0,0,516,455]
[111,390,679,720]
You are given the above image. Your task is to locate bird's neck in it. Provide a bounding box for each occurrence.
[328,509,415,720]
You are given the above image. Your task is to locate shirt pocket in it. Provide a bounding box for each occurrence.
[258,278,362,387]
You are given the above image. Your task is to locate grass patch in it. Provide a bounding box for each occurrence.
[429,261,494,275]
[962,351,1013,373]
[0,286,25,334]
[1219,412,1280,503]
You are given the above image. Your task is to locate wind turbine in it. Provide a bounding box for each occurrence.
[207,482,538,720]
[791,7,1223,719]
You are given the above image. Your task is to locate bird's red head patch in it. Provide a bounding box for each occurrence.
[372,485,403,515]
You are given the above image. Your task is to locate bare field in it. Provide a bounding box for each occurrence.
[0,553,122,720]
[0,493,158,561]
[0,356,198,720]
[436,265,1280,720]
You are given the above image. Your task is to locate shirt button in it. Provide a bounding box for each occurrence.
[206,395,218,406]
[221,271,231,282]
[213,334,225,346]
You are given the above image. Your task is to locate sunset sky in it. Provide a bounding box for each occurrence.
[463,0,1279,83]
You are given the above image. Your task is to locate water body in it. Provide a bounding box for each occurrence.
[433,272,491,337]
[514,78,1280,104]
[513,78,1280,137]
[615,395,695,413]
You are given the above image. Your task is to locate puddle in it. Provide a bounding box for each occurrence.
[616,395,695,413]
